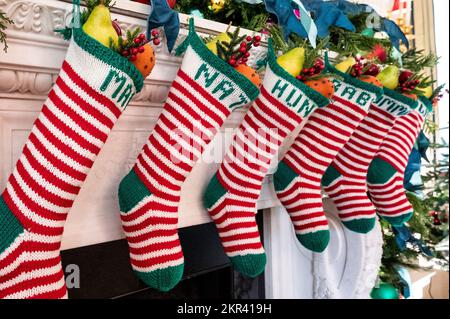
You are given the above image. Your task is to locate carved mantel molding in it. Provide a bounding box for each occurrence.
[0,0,267,106]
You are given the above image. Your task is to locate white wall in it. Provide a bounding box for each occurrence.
[434,0,450,149]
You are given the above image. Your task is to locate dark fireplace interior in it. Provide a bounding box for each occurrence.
[61,212,265,299]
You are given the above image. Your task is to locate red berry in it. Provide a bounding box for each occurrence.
[129,55,137,61]
[241,41,247,47]
[242,57,248,63]
[131,48,138,55]
[254,42,260,47]
[153,38,161,45]
[151,29,159,37]
[239,47,247,53]
[231,54,236,60]
[121,50,129,56]
[246,36,252,42]
[245,52,250,58]
[139,33,146,40]
[138,46,145,53]
[134,38,141,44]
[254,35,261,42]
[229,59,236,66]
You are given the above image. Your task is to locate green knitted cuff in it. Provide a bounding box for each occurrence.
[72,28,144,93]
[0,197,24,255]
[267,39,330,108]
[418,95,433,115]
[383,87,419,110]
[175,19,260,103]
[324,54,383,99]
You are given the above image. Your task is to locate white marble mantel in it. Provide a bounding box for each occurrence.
[0,0,382,299]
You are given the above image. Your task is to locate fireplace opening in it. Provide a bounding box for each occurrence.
[61,212,265,299]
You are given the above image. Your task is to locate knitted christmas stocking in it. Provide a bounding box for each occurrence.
[118,20,259,292]
[274,66,382,252]
[203,40,329,277]
[367,96,432,226]
[322,89,418,233]
[0,21,144,298]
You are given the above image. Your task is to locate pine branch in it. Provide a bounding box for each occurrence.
[0,10,14,52]
[402,49,440,73]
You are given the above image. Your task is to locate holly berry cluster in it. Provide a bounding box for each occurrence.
[429,211,443,226]
[350,57,380,78]
[227,35,261,67]
[216,27,260,68]
[398,70,421,93]
[115,28,160,62]
[296,58,325,81]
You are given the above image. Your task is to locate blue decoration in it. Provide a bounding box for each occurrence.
[301,0,409,50]
[361,27,375,37]
[396,266,412,299]
[264,0,308,40]
[393,225,433,257]
[189,9,204,18]
[404,131,430,193]
[300,0,355,37]
[146,0,180,53]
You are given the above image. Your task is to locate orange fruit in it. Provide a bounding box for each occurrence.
[359,75,383,87]
[132,43,156,78]
[403,93,418,100]
[304,78,335,99]
[235,64,261,87]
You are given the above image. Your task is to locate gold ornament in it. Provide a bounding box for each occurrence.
[209,0,226,13]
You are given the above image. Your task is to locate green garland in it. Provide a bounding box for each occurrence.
[0,9,14,52]
[175,0,269,31]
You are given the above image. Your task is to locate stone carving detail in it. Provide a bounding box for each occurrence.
[133,82,170,104]
[0,68,172,105]
[0,69,55,95]
[0,0,67,35]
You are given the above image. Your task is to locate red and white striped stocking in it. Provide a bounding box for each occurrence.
[322,89,419,233]
[118,21,259,292]
[367,96,432,225]
[204,42,329,276]
[0,26,143,299]
[274,68,382,252]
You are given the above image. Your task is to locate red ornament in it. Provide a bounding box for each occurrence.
[367,44,387,63]
[153,38,161,45]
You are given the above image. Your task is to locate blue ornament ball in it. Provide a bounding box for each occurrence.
[370,283,400,299]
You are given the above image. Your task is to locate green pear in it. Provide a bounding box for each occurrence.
[335,57,356,73]
[82,4,119,48]
[277,47,305,77]
[206,32,232,55]
[376,65,400,90]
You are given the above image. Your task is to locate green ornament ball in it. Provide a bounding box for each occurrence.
[370,283,400,299]
[361,28,375,38]
[189,9,204,19]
